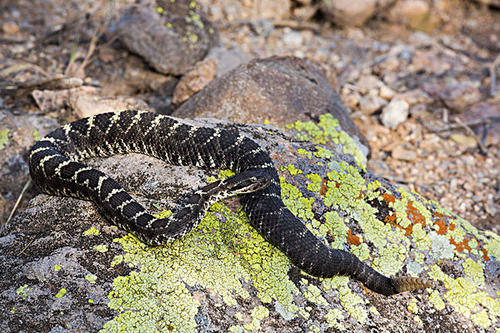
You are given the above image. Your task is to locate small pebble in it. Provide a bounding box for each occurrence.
[380,98,409,129]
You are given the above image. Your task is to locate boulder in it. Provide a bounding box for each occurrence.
[1,115,498,332]
[117,2,218,75]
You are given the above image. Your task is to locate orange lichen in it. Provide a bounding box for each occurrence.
[396,201,427,237]
[404,224,413,237]
[320,178,328,196]
[406,201,426,227]
[381,193,398,225]
[382,193,395,204]
[432,212,453,235]
[450,236,472,252]
[434,219,448,235]
[356,191,364,200]
[347,229,361,246]
[481,248,490,262]
[384,213,397,224]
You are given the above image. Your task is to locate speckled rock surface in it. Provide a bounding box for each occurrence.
[117,1,218,75]
[0,110,57,224]
[173,56,371,157]
[1,116,498,332]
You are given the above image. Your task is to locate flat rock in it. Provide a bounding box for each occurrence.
[173,56,370,156]
[117,2,218,75]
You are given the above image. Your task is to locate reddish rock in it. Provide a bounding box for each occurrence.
[172,58,217,106]
[173,56,370,154]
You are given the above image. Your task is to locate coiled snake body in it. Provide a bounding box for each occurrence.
[29,110,432,296]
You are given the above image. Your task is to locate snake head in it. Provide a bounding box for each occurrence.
[224,173,271,195]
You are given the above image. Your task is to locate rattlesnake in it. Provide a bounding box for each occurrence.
[28,110,432,296]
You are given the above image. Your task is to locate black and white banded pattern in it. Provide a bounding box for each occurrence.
[29,110,432,296]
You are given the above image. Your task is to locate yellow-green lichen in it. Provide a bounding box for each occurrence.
[228,325,243,333]
[285,114,366,166]
[351,243,370,261]
[408,298,418,314]
[313,145,335,160]
[103,203,301,331]
[430,265,499,328]
[279,177,315,222]
[93,244,108,253]
[483,232,500,260]
[325,308,345,330]
[16,284,31,300]
[244,306,269,331]
[411,223,431,251]
[53,264,63,272]
[429,289,445,310]
[287,164,302,176]
[304,284,329,306]
[85,274,97,284]
[33,129,40,141]
[0,129,9,149]
[462,258,485,287]
[305,173,322,192]
[83,227,100,236]
[110,255,123,267]
[55,288,67,298]
[297,148,312,159]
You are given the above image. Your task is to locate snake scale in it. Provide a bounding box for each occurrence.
[29,110,432,296]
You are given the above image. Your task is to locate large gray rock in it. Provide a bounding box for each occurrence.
[1,115,498,332]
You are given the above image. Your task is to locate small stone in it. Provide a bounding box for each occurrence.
[343,91,362,110]
[321,0,377,27]
[380,98,409,129]
[449,134,477,148]
[356,75,382,94]
[391,145,417,161]
[172,58,217,106]
[399,89,432,105]
[379,85,395,100]
[359,93,387,115]
[283,28,304,48]
[2,22,19,35]
[387,0,430,24]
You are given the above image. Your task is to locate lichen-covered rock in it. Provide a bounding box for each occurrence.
[117,1,218,75]
[1,114,499,332]
[173,56,370,158]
